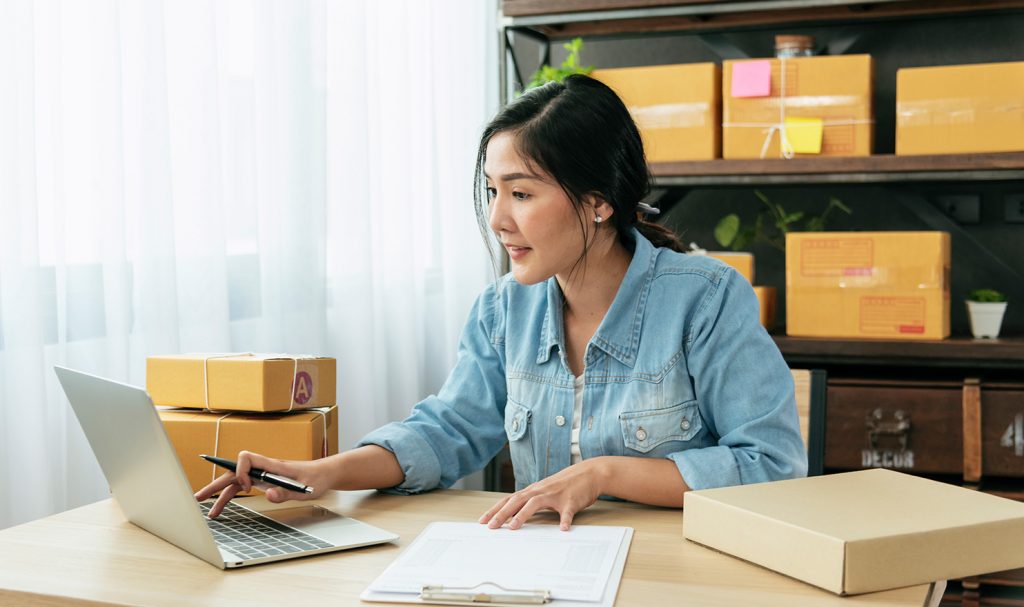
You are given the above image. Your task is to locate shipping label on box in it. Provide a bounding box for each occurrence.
[592,63,721,162]
[896,60,1024,155]
[158,406,338,494]
[683,469,1024,595]
[786,232,950,339]
[723,55,874,159]
[147,353,336,412]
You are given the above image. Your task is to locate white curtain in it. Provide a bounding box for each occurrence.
[0,0,497,530]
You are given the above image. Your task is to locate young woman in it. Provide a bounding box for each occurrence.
[197,75,807,531]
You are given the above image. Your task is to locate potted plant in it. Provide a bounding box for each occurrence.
[966,289,1008,339]
[714,190,851,251]
[521,38,593,94]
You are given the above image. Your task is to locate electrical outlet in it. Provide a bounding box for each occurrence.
[936,194,981,224]
[1004,193,1024,224]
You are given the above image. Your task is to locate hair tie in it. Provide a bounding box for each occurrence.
[637,202,660,216]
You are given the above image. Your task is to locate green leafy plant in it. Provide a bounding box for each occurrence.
[714,190,852,251]
[967,288,1007,303]
[521,38,593,93]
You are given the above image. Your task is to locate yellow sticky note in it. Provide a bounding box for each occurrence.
[784,117,824,154]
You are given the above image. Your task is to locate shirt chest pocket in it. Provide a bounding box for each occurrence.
[619,400,702,453]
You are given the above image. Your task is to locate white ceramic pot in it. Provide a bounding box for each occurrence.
[966,300,1008,339]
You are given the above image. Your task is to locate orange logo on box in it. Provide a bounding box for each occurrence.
[293,371,313,404]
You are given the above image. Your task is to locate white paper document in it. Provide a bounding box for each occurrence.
[363,521,633,604]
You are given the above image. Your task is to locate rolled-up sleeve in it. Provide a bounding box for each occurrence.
[669,268,808,490]
[357,284,508,493]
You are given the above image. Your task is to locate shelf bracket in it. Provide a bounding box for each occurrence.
[695,33,750,60]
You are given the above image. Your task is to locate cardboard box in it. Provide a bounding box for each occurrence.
[723,55,873,159]
[896,61,1024,155]
[592,63,720,161]
[786,232,950,340]
[754,286,776,331]
[683,469,1024,595]
[158,406,338,494]
[707,251,754,283]
[147,354,337,412]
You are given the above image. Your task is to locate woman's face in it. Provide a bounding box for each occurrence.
[484,132,597,286]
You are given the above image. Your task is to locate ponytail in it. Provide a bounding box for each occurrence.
[635,218,685,253]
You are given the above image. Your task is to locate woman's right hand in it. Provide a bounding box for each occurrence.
[194,451,330,518]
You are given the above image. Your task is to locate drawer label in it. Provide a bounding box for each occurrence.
[1000,413,1024,457]
[862,449,915,469]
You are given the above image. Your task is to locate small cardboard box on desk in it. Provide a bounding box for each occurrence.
[157,406,338,494]
[147,353,337,412]
[683,469,1024,595]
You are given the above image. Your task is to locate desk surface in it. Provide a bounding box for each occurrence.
[0,489,937,606]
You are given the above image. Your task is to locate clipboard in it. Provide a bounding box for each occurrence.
[360,523,633,607]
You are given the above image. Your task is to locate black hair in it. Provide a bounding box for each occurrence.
[473,74,684,277]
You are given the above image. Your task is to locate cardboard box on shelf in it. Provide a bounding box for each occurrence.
[707,251,755,284]
[896,60,1024,155]
[592,63,720,162]
[786,232,949,340]
[147,354,337,412]
[753,286,776,331]
[683,469,1024,595]
[722,55,873,159]
[158,406,338,494]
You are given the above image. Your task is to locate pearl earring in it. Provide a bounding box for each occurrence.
[594,216,604,224]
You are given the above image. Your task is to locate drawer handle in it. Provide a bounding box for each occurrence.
[865,408,912,450]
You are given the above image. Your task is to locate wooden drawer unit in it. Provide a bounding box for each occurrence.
[825,379,963,475]
[983,385,1024,479]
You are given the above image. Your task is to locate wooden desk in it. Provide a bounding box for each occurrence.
[0,489,939,606]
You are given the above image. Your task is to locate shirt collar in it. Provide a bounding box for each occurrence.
[536,228,658,368]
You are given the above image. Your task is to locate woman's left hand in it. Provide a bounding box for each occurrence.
[478,458,606,531]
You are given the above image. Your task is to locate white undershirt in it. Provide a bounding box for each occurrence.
[570,374,584,465]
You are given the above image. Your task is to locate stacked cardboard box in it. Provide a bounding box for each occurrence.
[147,354,339,493]
[722,55,873,159]
[592,63,721,161]
[706,251,776,331]
[786,232,950,339]
[896,60,1024,155]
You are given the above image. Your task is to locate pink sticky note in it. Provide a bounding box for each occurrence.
[731,60,772,98]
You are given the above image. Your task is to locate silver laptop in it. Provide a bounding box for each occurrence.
[54,365,398,569]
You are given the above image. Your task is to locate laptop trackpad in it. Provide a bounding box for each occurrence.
[264,505,361,541]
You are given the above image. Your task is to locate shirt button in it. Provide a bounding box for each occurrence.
[555,415,566,427]
[635,427,647,441]
[512,419,520,432]
[680,419,691,431]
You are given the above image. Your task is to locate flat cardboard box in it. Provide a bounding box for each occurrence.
[683,469,1024,595]
[723,55,873,159]
[158,406,338,494]
[754,286,776,331]
[592,63,720,161]
[147,353,336,412]
[896,61,1024,155]
[786,232,949,340]
[707,251,754,284]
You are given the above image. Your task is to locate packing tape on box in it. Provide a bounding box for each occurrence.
[723,57,873,159]
[896,98,1024,127]
[208,406,333,484]
[201,352,321,412]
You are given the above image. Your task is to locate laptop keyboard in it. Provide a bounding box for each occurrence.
[199,501,334,561]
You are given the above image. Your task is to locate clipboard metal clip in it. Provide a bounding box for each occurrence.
[420,582,552,605]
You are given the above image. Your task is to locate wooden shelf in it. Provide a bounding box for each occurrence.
[649,152,1024,186]
[502,0,1024,37]
[773,335,1024,370]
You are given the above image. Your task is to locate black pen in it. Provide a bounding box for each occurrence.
[200,454,314,494]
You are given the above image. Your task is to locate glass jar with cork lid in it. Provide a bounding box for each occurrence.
[775,35,815,58]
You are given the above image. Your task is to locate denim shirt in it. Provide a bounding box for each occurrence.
[358,229,808,493]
